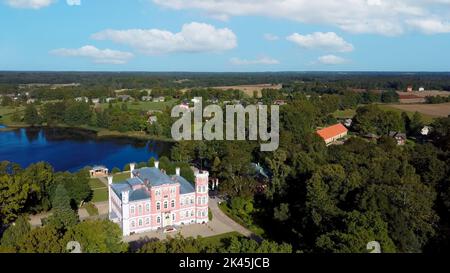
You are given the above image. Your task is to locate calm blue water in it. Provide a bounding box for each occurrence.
[0,127,171,172]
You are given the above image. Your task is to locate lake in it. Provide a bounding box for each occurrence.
[0,126,172,172]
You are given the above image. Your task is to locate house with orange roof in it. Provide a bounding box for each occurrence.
[316,123,349,145]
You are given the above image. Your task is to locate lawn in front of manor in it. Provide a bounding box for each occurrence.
[89,178,108,203]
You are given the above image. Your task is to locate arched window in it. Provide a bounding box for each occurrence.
[164,201,168,209]
[138,219,143,226]
[157,217,161,224]
[197,197,201,205]
[146,203,150,212]
[138,205,142,214]
[156,202,161,211]
[145,217,150,225]
[185,211,189,218]
[172,214,175,221]
[130,206,135,214]
[131,220,135,228]
[202,197,206,205]
[171,200,175,208]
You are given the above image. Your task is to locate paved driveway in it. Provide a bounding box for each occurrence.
[124,198,253,243]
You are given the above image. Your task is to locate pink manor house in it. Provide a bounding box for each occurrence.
[108,162,209,236]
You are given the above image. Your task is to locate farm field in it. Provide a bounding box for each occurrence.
[404,90,450,98]
[382,103,450,118]
[333,104,441,124]
[211,84,283,97]
[98,99,178,112]
[0,106,25,125]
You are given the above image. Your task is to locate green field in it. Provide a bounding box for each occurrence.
[333,109,356,119]
[377,104,435,124]
[91,189,108,203]
[88,178,108,203]
[199,232,242,248]
[98,99,179,112]
[0,106,25,125]
[334,105,435,124]
[89,178,106,189]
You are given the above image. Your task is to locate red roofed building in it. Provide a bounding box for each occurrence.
[316,123,349,145]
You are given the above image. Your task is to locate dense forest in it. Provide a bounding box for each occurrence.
[2,72,450,92]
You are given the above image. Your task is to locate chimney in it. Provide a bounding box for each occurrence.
[155,161,159,169]
[176,167,181,176]
[130,163,136,178]
[107,175,113,185]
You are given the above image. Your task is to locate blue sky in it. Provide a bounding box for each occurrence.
[1,0,450,72]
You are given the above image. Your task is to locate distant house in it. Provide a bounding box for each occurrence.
[75,97,89,103]
[418,87,425,92]
[26,98,36,104]
[105,97,116,103]
[153,96,165,102]
[316,123,349,145]
[147,115,158,125]
[421,126,432,136]
[274,100,287,106]
[344,119,353,128]
[89,166,109,178]
[406,86,413,92]
[117,95,132,102]
[92,98,100,104]
[142,96,152,101]
[389,131,407,145]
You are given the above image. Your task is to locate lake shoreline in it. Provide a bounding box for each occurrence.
[0,123,175,143]
[0,126,173,172]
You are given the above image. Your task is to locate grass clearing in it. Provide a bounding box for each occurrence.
[98,99,179,112]
[91,188,108,203]
[378,104,435,124]
[83,202,99,216]
[89,178,106,189]
[199,232,242,248]
[333,109,356,119]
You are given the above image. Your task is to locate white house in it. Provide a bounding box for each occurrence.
[421,126,432,136]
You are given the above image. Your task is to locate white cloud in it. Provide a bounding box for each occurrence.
[407,18,450,34]
[263,33,279,41]
[287,32,354,52]
[91,22,237,55]
[50,45,134,64]
[152,0,450,35]
[5,0,54,9]
[230,57,280,65]
[66,0,81,6]
[317,55,348,65]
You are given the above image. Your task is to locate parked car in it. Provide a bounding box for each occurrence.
[164,227,177,233]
